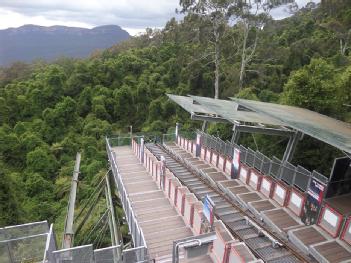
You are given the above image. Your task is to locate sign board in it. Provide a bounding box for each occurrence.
[302,178,326,225]
[232,148,240,179]
[203,195,215,225]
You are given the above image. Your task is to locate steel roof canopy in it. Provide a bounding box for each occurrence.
[167,94,351,153]
[167,94,282,126]
[189,95,282,126]
[231,98,351,154]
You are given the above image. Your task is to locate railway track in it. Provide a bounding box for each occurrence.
[146,143,311,263]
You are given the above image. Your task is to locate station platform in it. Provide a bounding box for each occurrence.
[112,146,195,261]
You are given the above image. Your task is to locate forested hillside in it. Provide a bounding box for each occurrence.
[0,1,350,247]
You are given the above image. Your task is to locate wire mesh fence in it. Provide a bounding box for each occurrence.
[94,246,121,263]
[182,130,328,192]
[0,221,52,263]
[52,244,95,263]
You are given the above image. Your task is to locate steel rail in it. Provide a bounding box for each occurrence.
[149,143,311,263]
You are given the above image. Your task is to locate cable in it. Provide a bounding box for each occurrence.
[79,209,109,245]
[92,214,109,247]
[75,175,106,221]
[96,218,110,248]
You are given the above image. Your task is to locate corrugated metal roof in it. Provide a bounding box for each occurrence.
[231,98,351,153]
[189,95,282,126]
[167,94,351,153]
[167,94,282,126]
[167,94,215,115]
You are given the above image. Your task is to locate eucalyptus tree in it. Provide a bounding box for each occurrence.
[179,0,296,96]
[179,0,238,99]
[236,0,296,90]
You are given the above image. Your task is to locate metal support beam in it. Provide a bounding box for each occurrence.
[282,131,303,162]
[232,124,294,137]
[63,152,81,249]
[191,113,228,123]
[202,121,208,132]
[231,125,241,144]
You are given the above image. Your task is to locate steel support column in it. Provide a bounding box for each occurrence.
[63,152,81,249]
[282,131,303,162]
[231,130,241,144]
[202,121,208,132]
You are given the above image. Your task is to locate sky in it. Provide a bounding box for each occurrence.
[0,0,320,36]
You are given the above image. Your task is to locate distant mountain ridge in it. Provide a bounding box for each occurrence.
[0,24,130,66]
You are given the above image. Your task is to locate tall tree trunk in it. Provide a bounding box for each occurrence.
[239,23,248,90]
[214,40,220,99]
[214,19,220,99]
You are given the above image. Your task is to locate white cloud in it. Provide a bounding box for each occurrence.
[0,0,181,34]
[0,8,93,29]
[0,0,321,35]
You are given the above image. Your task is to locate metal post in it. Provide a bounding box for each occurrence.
[283,131,302,162]
[231,130,240,144]
[160,156,166,190]
[140,137,144,164]
[201,121,208,132]
[130,125,133,139]
[175,123,180,138]
[63,152,81,249]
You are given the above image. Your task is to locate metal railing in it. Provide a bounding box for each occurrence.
[0,221,53,263]
[52,244,95,263]
[105,138,148,252]
[181,131,328,192]
[43,224,57,263]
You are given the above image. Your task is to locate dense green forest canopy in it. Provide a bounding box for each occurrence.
[0,1,350,247]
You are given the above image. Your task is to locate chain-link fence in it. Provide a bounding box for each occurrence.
[190,131,329,192]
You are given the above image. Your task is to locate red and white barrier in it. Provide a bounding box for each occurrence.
[205,148,212,163]
[201,147,206,160]
[212,221,235,263]
[211,151,219,168]
[164,171,174,199]
[176,187,190,216]
[192,202,203,235]
[318,204,344,238]
[224,158,232,178]
[239,164,250,184]
[184,193,197,227]
[170,178,181,206]
[248,170,262,191]
[259,176,274,198]
[341,216,351,245]
[218,155,226,172]
[287,188,305,217]
[272,182,289,207]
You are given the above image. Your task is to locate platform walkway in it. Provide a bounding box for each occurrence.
[112,146,195,262]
